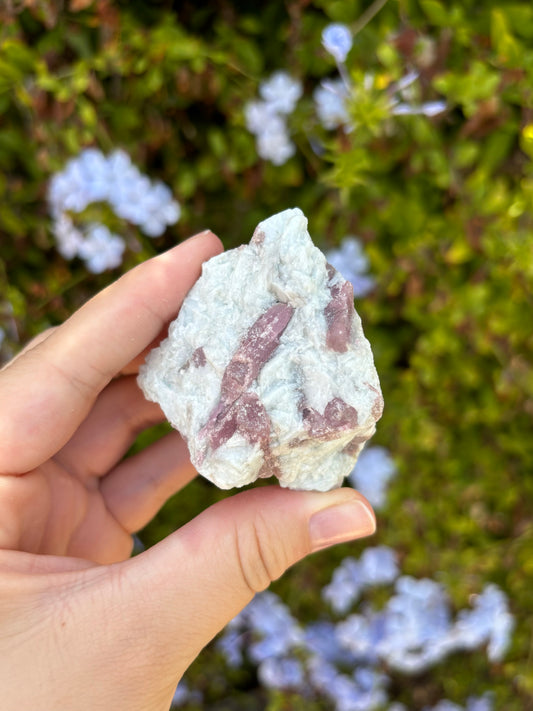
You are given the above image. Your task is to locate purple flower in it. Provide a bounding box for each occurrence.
[314,68,446,132]
[217,555,511,709]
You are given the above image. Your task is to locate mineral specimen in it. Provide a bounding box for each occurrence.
[138,208,382,491]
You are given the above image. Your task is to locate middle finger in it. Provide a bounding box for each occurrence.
[55,375,164,479]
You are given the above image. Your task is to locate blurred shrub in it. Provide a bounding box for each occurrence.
[1,0,533,708]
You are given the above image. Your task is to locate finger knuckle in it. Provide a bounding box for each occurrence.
[234,513,290,595]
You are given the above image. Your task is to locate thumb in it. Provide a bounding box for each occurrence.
[122,485,376,674]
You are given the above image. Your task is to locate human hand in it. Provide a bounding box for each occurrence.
[0,231,376,711]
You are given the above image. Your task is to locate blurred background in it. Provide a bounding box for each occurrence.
[1,1,532,709]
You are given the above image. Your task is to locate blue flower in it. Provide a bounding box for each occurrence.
[244,72,301,165]
[392,99,447,117]
[307,657,340,693]
[323,547,399,616]
[326,236,376,298]
[322,557,364,614]
[314,78,350,130]
[217,591,302,666]
[48,148,180,272]
[336,611,386,665]
[358,546,399,587]
[216,628,245,668]
[304,621,355,665]
[427,702,463,711]
[259,71,302,115]
[316,665,389,711]
[466,694,494,711]
[170,680,203,708]
[258,656,305,690]
[451,584,514,662]
[77,223,125,274]
[255,119,296,165]
[349,446,397,510]
[377,576,454,673]
[322,23,353,64]
[244,100,278,134]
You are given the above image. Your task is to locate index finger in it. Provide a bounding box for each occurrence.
[0,230,222,474]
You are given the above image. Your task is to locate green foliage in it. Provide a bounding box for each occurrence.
[1,0,533,708]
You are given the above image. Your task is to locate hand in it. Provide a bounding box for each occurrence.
[0,231,376,711]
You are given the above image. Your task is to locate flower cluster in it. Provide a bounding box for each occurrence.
[426,695,494,711]
[314,22,446,133]
[322,546,399,615]
[201,545,514,711]
[48,148,181,273]
[244,71,302,165]
[218,590,304,672]
[243,23,446,164]
[332,575,513,679]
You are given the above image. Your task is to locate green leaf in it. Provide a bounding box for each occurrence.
[491,8,523,67]
[419,0,449,26]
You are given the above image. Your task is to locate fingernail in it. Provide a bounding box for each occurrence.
[309,499,376,552]
[188,229,216,241]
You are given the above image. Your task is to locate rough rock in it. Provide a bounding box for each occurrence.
[138,208,383,491]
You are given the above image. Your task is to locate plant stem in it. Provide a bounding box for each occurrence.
[353,0,390,38]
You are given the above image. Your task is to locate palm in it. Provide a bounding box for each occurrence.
[0,233,220,566]
[0,460,126,561]
[0,373,195,564]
